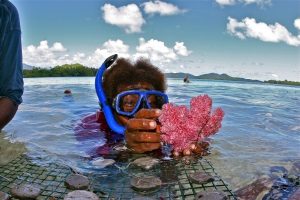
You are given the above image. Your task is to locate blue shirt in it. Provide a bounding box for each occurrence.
[0,0,23,105]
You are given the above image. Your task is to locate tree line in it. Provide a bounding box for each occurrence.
[264,80,300,86]
[23,64,300,87]
[23,64,98,78]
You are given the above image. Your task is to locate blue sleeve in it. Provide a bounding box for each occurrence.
[0,0,24,105]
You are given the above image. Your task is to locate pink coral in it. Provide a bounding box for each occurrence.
[159,95,224,152]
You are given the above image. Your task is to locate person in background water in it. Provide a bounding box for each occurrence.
[64,89,72,95]
[76,58,207,156]
[0,0,24,131]
[183,74,190,83]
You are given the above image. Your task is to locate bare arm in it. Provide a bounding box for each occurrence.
[0,1,23,131]
[0,98,18,131]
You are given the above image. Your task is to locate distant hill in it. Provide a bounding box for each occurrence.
[22,65,299,86]
[165,72,197,79]
[165,72,261,83]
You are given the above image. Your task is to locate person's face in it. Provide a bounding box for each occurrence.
[116,82,155,113]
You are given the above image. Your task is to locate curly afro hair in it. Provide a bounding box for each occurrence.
[103,58,167,105]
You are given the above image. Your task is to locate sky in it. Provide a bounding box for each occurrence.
[11,0,300,81]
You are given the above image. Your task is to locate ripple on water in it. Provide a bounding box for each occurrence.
[2,77,299,191]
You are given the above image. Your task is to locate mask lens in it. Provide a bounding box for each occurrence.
[119,94,139,112]
[147,94,166,109]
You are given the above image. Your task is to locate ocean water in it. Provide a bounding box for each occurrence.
[2,77,300,190]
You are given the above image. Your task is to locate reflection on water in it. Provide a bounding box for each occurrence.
[0,131,27,165]
[2,77,300,191]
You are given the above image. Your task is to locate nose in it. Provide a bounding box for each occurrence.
[138,97,150,110]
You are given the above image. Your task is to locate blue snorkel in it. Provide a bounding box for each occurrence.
[95,54,126,135]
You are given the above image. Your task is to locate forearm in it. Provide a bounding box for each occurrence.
[0,98,18,130]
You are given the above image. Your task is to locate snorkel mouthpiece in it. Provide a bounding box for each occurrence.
[104,54,118,68]
[95,54,126,135]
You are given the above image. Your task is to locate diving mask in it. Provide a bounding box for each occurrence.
[113,90,169,117]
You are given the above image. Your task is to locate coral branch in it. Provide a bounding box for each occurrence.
[159,95,224,152]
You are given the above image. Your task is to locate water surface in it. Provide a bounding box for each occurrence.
[2,77,300,190]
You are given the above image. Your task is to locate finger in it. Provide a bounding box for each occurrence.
[191,143,206,155]
[128,143,161,153]
[156,124,161,133]
[135,109,161,119]
[127,119,157,131]
[126,131,161,143]
[190,143,197,150]
[183,148,191,156]
[173,151,181,157]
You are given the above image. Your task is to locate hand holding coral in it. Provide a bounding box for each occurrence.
[159,95,224,156]
[121,108,162,153]
[172,141,210,157]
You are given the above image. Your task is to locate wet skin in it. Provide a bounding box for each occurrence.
[115,82,208,156]
[0,98,18,131]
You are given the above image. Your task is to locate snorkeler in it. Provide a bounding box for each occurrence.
[76,55,206,156]
[94,54,167,153]
[183,74,190,83]
[64,89,72,95]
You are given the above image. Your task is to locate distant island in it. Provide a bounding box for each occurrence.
[165,72,300,86]
[164,72,262,83]
[263,80,300,86]
[23,64,97,77]
[23,63,300,86]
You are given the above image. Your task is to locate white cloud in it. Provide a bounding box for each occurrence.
[142,0,186,16]
[23,38,191,71]
[134,38,191,65]
[242,0,271,5]
[101,3,145,33]
[134,38,177,63]
[70,53,85,63]
[215,0,235,6]
[85,39,130,67]
[294,18,300,30]
[216,0,271,6]
[51,42,67,52]
[23,41,67,67]
[227,17,300,46]
[99,39,130,57]
[23,40,130,68]
[271,73,279,79]
[174,42,192,56]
